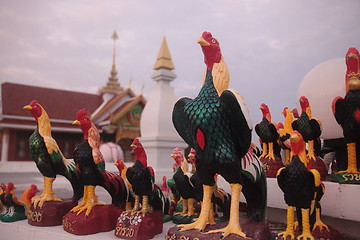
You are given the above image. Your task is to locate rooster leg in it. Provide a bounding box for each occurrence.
[185,198,195,217]
[312,207,329,232]
[32,177,62,209]
[339,143,359,173]
[176,198,188,216]
[140,195,150,215]
[125,201,132,211]
[297,208,314,240]
[71,185,88,213]
[127,195,141,214]
[207,202,216,225]
[259,143,268,159]
[207,184,246,238]
[278,206,295,240]
[76,185,104,216]
[266,142,275,160]
[178,185,214,232]
[307,140,316,161]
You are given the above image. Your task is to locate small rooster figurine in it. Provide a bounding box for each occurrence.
[292,96,322,161]
[277,131,329,240]
[279,107,294,165]
[126,138,168,215]
[23,100,83,208]
[172,31,252,238]
[332,47,360,174]
[71,109,130,216]
[255,103,281,160]
[171,148,196,217]
[0,183,39,222]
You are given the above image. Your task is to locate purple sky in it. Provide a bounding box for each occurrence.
[1,0,359,126]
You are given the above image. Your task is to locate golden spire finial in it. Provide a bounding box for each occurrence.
[111,31,119,68]
[98,31,123,95]
[153,37,175,70]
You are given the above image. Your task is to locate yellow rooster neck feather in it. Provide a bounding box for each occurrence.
[37,106,52,137]
[202,57,229,95]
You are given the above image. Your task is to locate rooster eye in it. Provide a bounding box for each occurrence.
[211,39,216,43]
[33,105,37,108]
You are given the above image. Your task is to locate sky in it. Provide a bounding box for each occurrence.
[1,0,360,127]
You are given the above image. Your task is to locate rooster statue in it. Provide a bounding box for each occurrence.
[0,183,39,222]
[172,31,253,238]
[23,100,83,208]
[70,109,130,216]
[171,148,196,217]
[255,103,281,160]
[277,131,331,240]
[126,138,169,215]
[279,107,294,165]
[332,47,360,175]
[292,96,322,161]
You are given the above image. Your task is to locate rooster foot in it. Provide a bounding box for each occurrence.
[278,230,295,240]
[207,223,248,239]
[32,193,62,209]
[266,153,275,161]
[338,169,359,174]
[297,231,314,240]
[75,202,104,216]
[306,153,316,161]
[313,221,330,233]
[178,217,209,232]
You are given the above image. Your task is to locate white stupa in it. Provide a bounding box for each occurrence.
[140,37,187,183]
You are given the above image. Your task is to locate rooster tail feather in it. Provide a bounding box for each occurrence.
[241,168,267,221]
[100,171,129,208]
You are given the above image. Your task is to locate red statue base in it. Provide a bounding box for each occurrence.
[62,204,122,235]
[167,219,271,240]
[114,211,163,240]
[307,156,328,180]
[28,199,77,226]
[276,224,340,240]
[260,156,284,178]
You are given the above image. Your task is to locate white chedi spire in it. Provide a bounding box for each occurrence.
[140,37,187,183]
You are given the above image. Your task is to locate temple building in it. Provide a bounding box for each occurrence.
[0,31,146,172]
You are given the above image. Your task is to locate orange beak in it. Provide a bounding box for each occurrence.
[23,105,32,110]
[197,37,210,46]
[72,120,81,125]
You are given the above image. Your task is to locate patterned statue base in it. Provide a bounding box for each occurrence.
[260,156,284,178]
[28,199,77,226]
[307,156,328,180]
[114,211,163,240]
[166,219,271,240]
[276,224,340,240]
[329,172,360,184]
[63,204,122,235]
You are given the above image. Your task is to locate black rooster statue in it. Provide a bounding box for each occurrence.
[332,47,360,183]
[172,31,259,239]
[277,131,339,240]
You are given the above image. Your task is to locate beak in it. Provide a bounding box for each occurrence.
[130,144,136,149]
[114,162,118,166]
[260,106,264,110]
[170,154,176,158]
[23,105,32,110]
[299,98,304,103]
[72,120,81,125]
[197,37,210,46]
[188,153,194,159]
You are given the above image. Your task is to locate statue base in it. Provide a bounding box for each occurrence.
[260,157,284,178]
[114,211,163,240]
[172,214,198,224]
[62,204,122,235]
[329,172,360,184]
[167,218,271,240]
[276,224,340,240]
[0,205,26,222]
[28,199,77,226]
[307,156,328,180]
